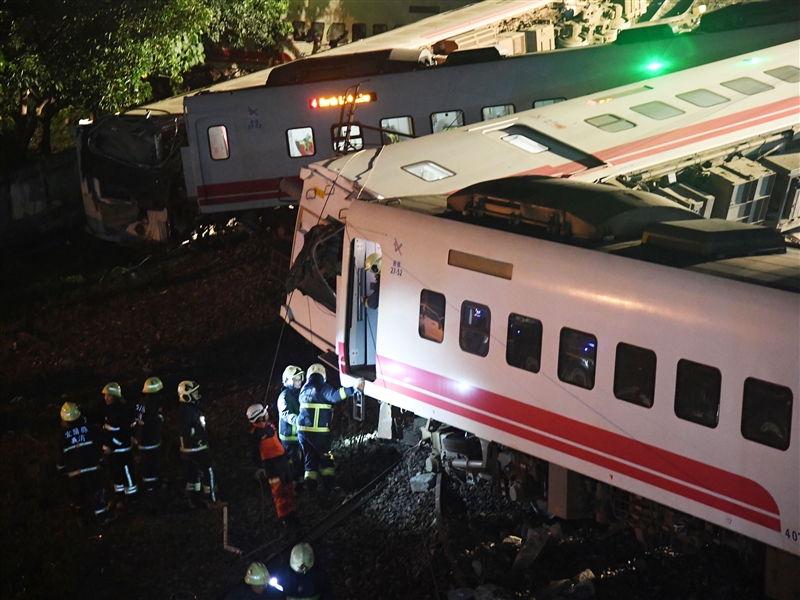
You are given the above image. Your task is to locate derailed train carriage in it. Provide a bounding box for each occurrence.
[280,40,800,598]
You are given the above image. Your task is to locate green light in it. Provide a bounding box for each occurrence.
[646,61,664,72]
[743,57,763,65]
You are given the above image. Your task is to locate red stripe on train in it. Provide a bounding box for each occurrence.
[197,176,301,204]
[361,351,779,526]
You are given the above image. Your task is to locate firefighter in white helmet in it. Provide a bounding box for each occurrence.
[101,382,138,510]
[296,364,364,499]
[57,402,114,525]
[270,543,334,599]
[177,380,223,508]
[225,561,282,598]
[134,376,165,493]
[246,402,300,534]
[277,365,305,483]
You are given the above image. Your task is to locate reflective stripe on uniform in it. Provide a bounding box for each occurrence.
[103,424,120,431]
[113,446,132,453]
[179,437,208,452]
[139,442,161,450]
[63,440,94,452]
[297,402,331,433]
[287,594,320,600]
[68,466,99,477]
[338,386,347,400]
[279,433,298,442]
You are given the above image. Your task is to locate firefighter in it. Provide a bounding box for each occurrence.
[296,364,363,499]
[134,377,165,493]
[225,561,282,599]
[277,365,304,483]
[176,380,223,508]
[247,403,300,534]
[57,402,114,525]
[102,382,138,510]
[271,542,334,600]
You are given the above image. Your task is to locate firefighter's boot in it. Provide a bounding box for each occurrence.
[305,477,318,500]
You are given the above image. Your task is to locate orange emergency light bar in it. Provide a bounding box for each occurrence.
[310,92,376,109]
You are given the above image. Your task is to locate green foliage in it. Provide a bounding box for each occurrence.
[207,0,292,49]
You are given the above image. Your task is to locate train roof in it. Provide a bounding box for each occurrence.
[371,178,800,294]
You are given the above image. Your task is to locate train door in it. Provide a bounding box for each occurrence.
[344,238,380,379]
[193,117,241,213]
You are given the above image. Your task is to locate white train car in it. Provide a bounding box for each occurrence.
[283,40,800,354]
[322,181,800,590]
[182,17,798,216]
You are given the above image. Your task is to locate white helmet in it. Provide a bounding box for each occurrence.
[282,365,304,388]
[306,363,326,382]
[178,380,201,403]
[244,561,269,586]
[246,403,267,423]
[290,542,315,574]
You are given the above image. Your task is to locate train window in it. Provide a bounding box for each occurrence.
[674,359,721,428]
[402,161,454,182]
[741,378,793,451]
[373,24,388,35]
[328,23,348,47]
[332,125,363,152]
[352,23,367,41]
[764,65,800,83]
[287,127,316,158]
[630,101,684,121]
[676,89,729,108]
[431,110,464,133]
[533,98,566,108]
[506,314,542,373]
[208,126,230,161]
[419,289,446,343]
[380,117,414,145]
[482,104,515,121]
[558,328,597,390]
[460,301,491,357]
[613,343,656,408]
[585,114,635,133]
[720,77,773,96]
[292,21,307,41]
[501,134,548,154]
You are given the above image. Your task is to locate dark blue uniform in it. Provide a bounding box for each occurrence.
[134,391,164,492]
[58,416,110,523]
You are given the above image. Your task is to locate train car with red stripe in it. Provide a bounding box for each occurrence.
[304,178,799,590]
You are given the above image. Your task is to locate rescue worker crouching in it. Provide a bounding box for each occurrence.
[270,542,335,600]
[134,376,165,494]
[57,402,115,525]
[177,380,223,509]
[246,402,300,534]
[102,382,138,510]
[225,561,283,599]
[277,365,305,484]
[297,364,364,500]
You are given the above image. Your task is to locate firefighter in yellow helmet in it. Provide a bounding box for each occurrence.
[361,252,381,309]
[101,382,138,510]
[270,543,334,599]
[177,380,223,508]
[57,402,114,525]
[297,364,364,499]
[225,561,282,598]
[277,365,305,483]
[134,377,165,493]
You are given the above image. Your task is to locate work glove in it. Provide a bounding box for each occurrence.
[254,468,266,481]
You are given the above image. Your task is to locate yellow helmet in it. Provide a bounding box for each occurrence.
[306,363,326,382]
[102,382,122,397]
[244,561,269,586]
[282,365,304,388]
[178,380,201,403]
[290,542,315,574]
[60,402,81,422]
[142,377,163,394]
[365,253,381,274]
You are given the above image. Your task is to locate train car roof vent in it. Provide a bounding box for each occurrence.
[642,219,786,259]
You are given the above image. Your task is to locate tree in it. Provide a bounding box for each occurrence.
[0,0,290,170]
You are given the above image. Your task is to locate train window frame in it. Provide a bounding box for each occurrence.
[674,359,721,428]
[557,327,597,390]
[459,301,491,357]
[332,124,363,153]
[506,313,542,374]
[585,114,636,133]
[741,377,793,451]
[352,23,367,41]
[419,289,446,343]
[287,127,316,158]
[402,161,454,182]
[481,104,515,121]
[380,116,414,145]
[207,125,230,161]
[630,101,685,121]
[720,77,773,96]
[613,342,656,409]
[431,110,464,133]
[533,98,566,108]
[675,89,729,108]
[373,24,388,35]
[764,65,800,83]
